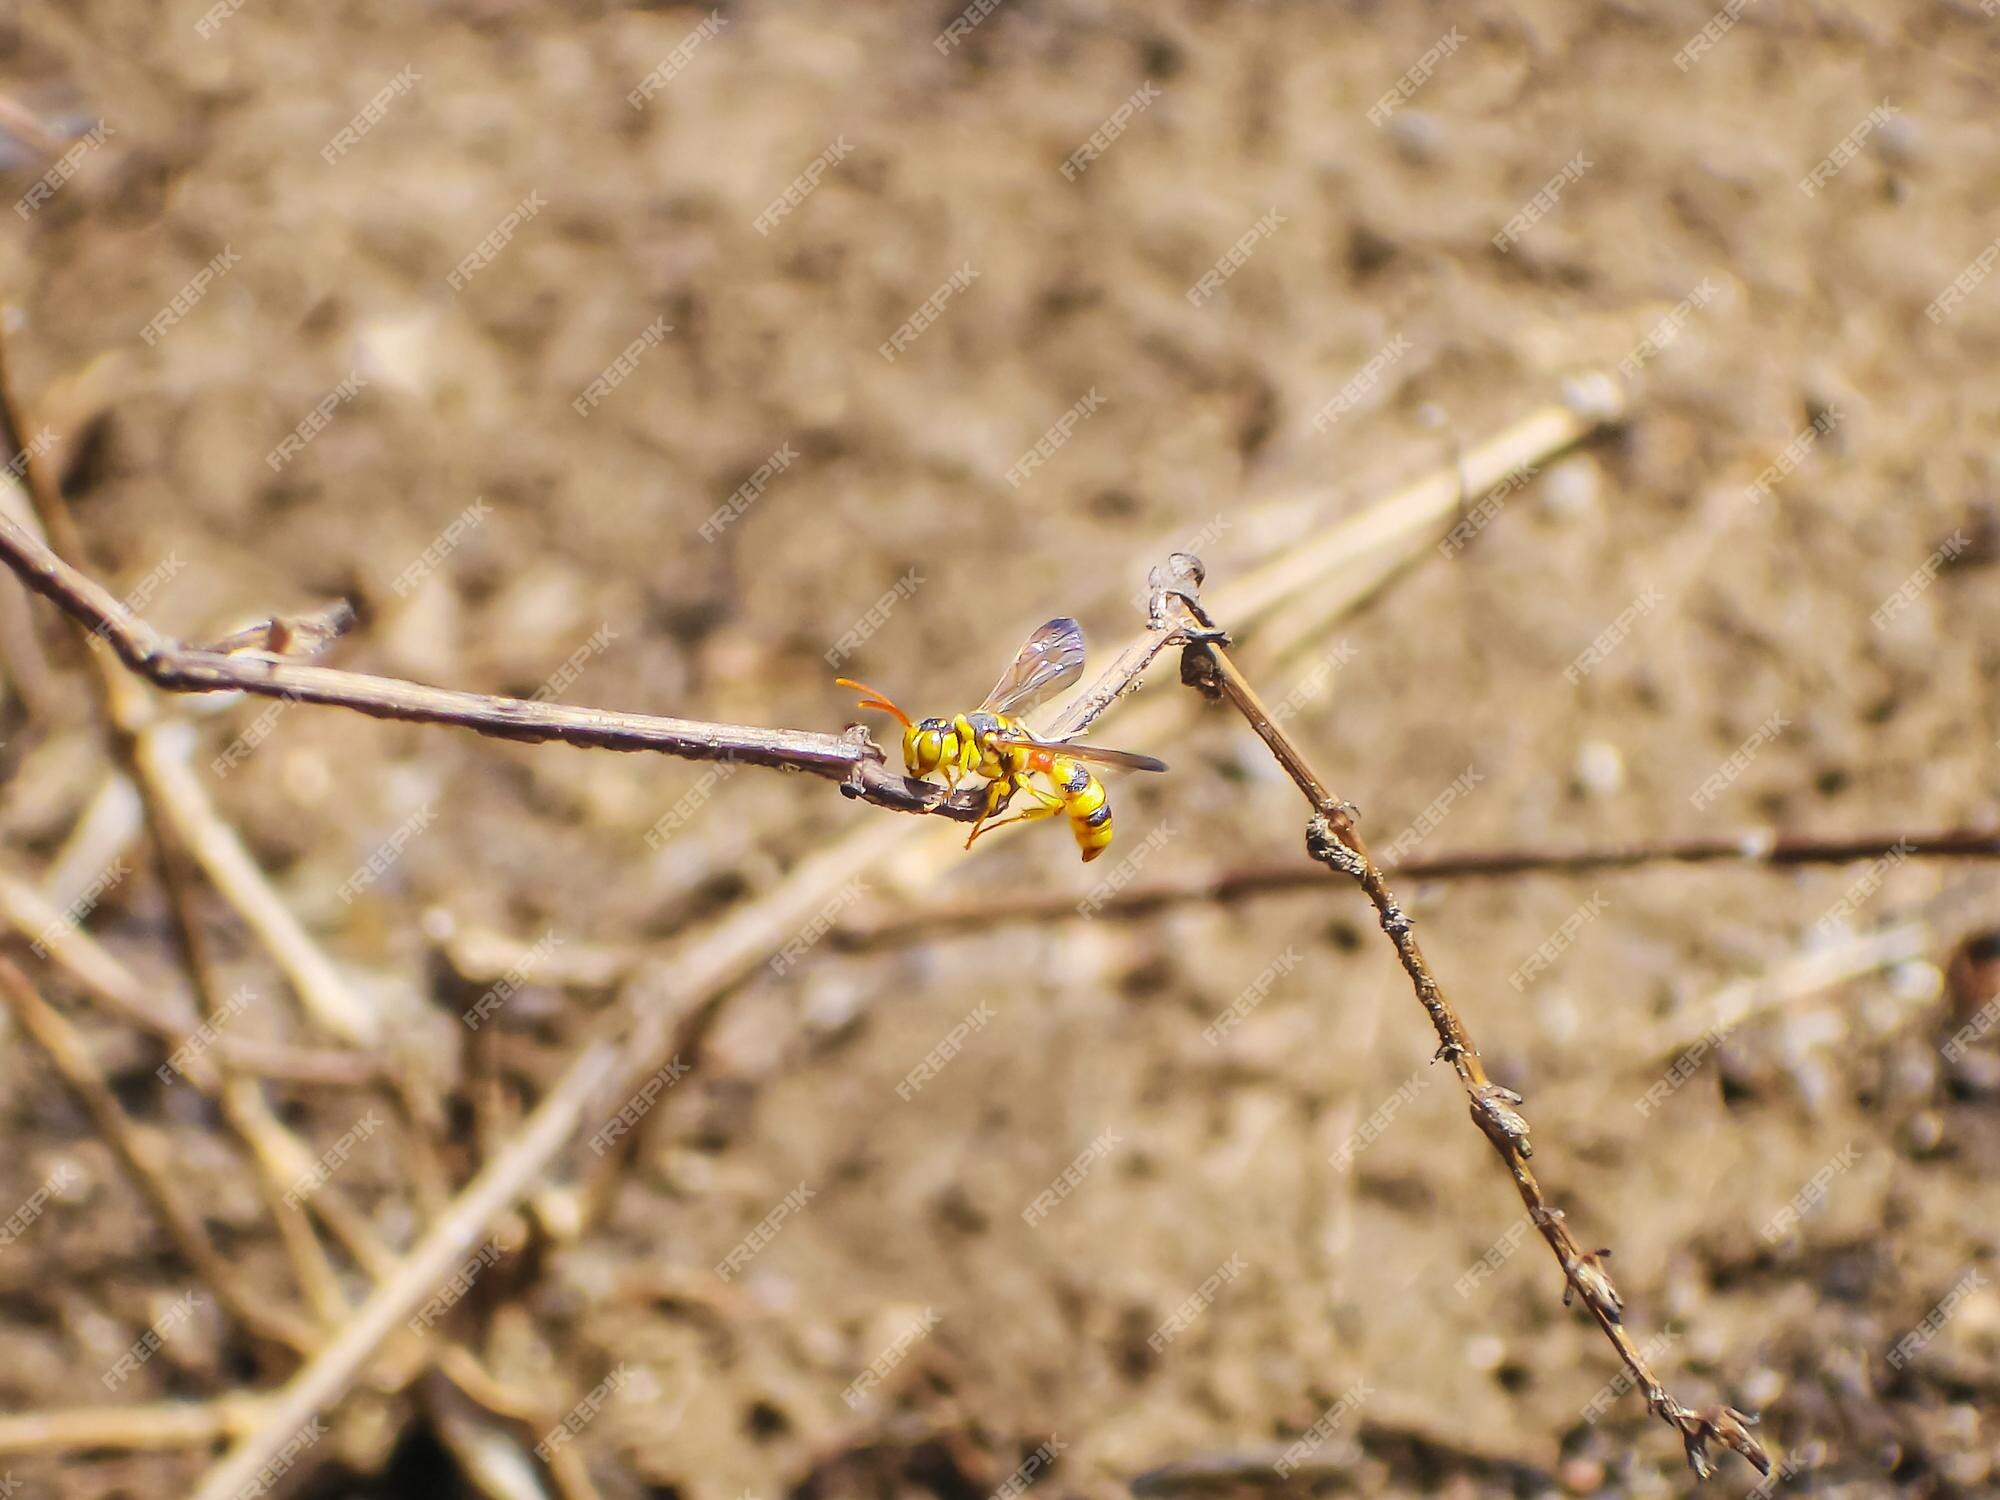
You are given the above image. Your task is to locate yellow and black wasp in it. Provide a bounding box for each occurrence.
[837,617,1166,862]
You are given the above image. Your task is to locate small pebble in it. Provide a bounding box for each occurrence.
[1560,1457,1605,1494]
[1574,740,1625,797]
[1542,455,1602,520]
[1390,110,1445,163]
[1904,1109,1945,1156]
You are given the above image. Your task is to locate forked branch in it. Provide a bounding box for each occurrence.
[1166,564,1772,1483]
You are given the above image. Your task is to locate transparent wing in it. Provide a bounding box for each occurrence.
[987,733,1167,774]
[977,617,1086,716]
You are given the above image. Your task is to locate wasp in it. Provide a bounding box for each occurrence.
[838,617,1166,862]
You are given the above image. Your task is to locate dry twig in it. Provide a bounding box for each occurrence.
[1165,566,1771,1481]
[839,827,2000,943]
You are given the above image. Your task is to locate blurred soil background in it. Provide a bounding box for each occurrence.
[0,2,1998,1497]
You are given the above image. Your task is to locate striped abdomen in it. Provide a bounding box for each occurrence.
[1052,754,1113,861]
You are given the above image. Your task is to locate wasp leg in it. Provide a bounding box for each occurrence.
[962,776,1017,849]
[964,775,1064,849]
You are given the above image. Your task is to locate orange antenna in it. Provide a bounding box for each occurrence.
[834,677,913,729]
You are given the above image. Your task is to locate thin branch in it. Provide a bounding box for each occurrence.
[0,504,1199,826]
[0,1394,271,1455]
[837,827,2000,942]
[1168,578,1771,1483]
[187,1038,625,1500]
[0,957,322,1359]
[0,862,385,1085]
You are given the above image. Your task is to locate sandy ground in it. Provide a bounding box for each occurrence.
[1,2,1998,1497]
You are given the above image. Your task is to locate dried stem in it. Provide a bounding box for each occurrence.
[187,1038,625,1500]
[837,826,2000,943]
[0,957,321,1358]
[0,506,1192,826]
[1169,583,1771,1482]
